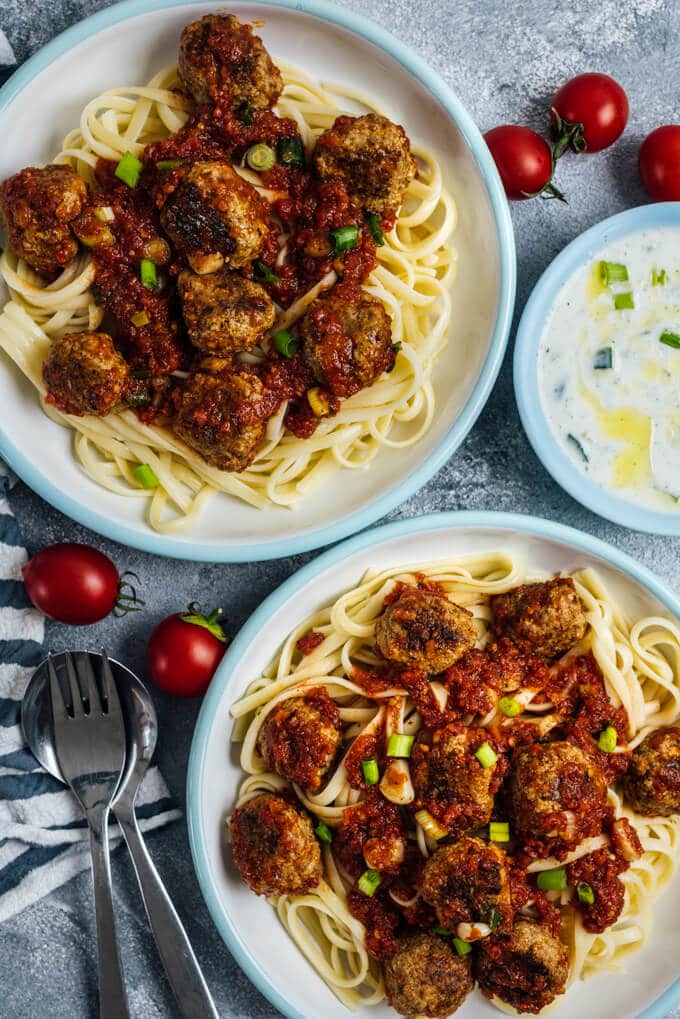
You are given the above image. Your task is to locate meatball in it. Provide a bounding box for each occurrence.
[491,577,587,660]
[43,332,129,416]
[229,793,321,897]
[477,920,568,1014]
[411,724,502,838]
[421,838,513,935]
[178,269,276,354]
[375,588,477,673]
[174,368,267,471]
[178,13,283,110]
[257,688,342,792]
[312,114,417,214]
[623,726,680,816]
[384,933,473,1018]
[510,741,607,852]
[299,284,395,398]
[0,164,87,279]
[160,162,269,274]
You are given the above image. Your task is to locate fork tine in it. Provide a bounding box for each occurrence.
[101,649,123,720]
[47,654,68,725]
[64,651,84,718]
[76,653,102,715]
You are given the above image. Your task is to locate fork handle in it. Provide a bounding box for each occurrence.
[116,809,219,1019]
[88,809,130,1019]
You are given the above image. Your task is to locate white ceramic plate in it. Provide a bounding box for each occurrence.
[0,0,515,561]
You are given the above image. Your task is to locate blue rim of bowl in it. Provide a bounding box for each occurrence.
[514,202,680,537]
[0,0,516,563]
[186,508,680,1019]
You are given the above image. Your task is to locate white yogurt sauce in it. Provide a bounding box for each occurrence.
[539,226,680,514]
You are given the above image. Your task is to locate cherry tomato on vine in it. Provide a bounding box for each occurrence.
[639,126,680,201]
[146,606,229,697]
[551,73,628,155]
[22,543,142,625]
[484,126,564,201]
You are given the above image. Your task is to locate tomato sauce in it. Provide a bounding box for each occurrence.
[567,848,627,933]
[296,631,325,655]
[346,889,400,960]
[334,793,406,877]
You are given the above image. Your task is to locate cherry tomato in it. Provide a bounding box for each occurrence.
[551,73,628,154]
[147,607,228,697]
[639,126,680,201]
[484,126,563,201]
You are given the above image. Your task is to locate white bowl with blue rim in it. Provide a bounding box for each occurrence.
[514,203,680,536]
[0,0,515,562]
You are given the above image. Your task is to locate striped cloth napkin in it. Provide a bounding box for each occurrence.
[0,465,180,922]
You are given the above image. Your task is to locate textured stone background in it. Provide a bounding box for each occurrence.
[0,0,679,1016]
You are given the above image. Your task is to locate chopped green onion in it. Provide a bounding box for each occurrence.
[133,463,159,489]
[660,330,680,350]
[593,346,613,370]
[236,102,254,126]
[130,310,150,327]
[387,733,415,758]
[307,387,330,417]
[434,926,452,936]
[497,696,521,717]
[452,937,472,956]
[277,136,305,168]
[597,725,617,752]
[367,212,384,247]
[246,143,276,172]
[357,869,381,896]
[652,268,667,286]
[536,867,567,892]
[273,329,299,357]
[486,906,502,931]
[330,225,359,255]
[314,819,333,844]
[361,757,380,785]
[115,150,143,188]
[577,882,595,905]
[140,259,158,290]
[474,742,498,769]
[614,291,635,311]
[489,821,510,843]
[414,809,448,841]
[156,159,185,170]
[253,260,280,284]
[93,206,115,223]
[567,433,589,463]
[599,260,629,285]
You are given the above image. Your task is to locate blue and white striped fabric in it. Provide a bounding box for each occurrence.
[0,466,180,922]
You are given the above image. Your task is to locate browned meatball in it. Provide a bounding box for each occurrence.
[421,838,513,936]
[257,688,342,792]
[178,269,276,354]
[411,724,503,838]
[384,933,473,1018]
[476,920,569,1015]
[178,14,283,111]
[174,368,267,471]
[510,741,607,852]
[160,162,269,274]
[623,726,680,816]
[375,588,477,673]
[229,793,321,896]
[491,577,587,660]
[43,332,129,416]
[0,165,87,279]
[313,114,416,214]
[299,284,395,398]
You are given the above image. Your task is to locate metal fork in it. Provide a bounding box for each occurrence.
[48,651,130,1019]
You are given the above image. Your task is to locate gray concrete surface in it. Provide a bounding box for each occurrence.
[0,0,678,1016]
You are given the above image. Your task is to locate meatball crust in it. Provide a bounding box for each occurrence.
[178,13,283,110]
[257,688,342,792]
[178,269,276,354]
[411,724,502,838]
[375,588,477,673]
[510,741,607,852]
[160,161,269,274]
[623,726,680,816]
[229,793,321,896]
[43,332,129,416]
[421,838,513,935]
[313,114,416,214]
[299,284,394,398]
[476,920,569,1015]
[491,577,587,660]
[0,164,87,279]
[384,933,473,1018]
[174,368,267,471]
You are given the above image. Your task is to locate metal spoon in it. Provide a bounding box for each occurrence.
[22,651,219,1019]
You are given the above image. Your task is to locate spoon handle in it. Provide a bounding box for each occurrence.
[88,809,131,1019]
[115,808,219,1019]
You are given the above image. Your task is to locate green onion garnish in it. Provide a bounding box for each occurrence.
[115,151,143,188]
[577,882,595,905]
[156,159,185,170]
[357,869,381,896]
[660,330,680,350]
[567,433,589,463]
[452,937,472,956]
[387,733,415,758]
[246,143,276,172]
[497,696,521,717]
[597,725,617,752]
[140,259,158,290]
[599,261,629,285]
[277,136,305,168]
[361,757,380,785]
[489,821,510,843]
[133,463,159,489]
[614,291,635,311]
[593,346,613,370]
[314,819,333,844]
[536,867,567,892]
[486,906,502,931]
[330,225,359,255]
[273,330,299,357]
[236,102,254,126]
[652,268,667,286]
[434,926,452,936]
[474,742,498,769]
[130,310,150,327]
[253,260,281,284]
[367,212,384,247]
